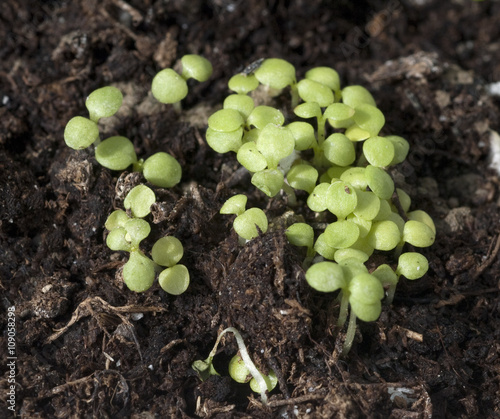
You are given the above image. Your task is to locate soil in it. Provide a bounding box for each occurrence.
[1,0,500,418]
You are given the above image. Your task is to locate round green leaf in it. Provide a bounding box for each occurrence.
[305,67,340,92]
[386,135,410,165]
[152,236,184,267]
[396,252,429,280]
[181,54,213,82]
[220,194,247,216]
[143,152,182,188]
[294,102,322,119]
[250,370,277,393]
[251,169,284,197]
[288,121,316,151]
[124,184,156,218]
[247,106,285,129]
[159,264,190,295]
[322,133,356,167]
[287,164,318,194]
[353,104,385,137]
[151,68,188,104]
[341,85,376,108]
[124,218,151,248]
[324,220,360,249]
[326,181,358,219]
[86,86,123,122]
[256,124,295,168]
[286,222,314,249]
[223,94,255,120]
[365,165,394,200]
[334,248,369,263]
[297,78,334,107]
[64,116,99,150]
[206,127,244,153]
[348,272,384,304]
[105,209,130,231]
[208,108,245,132]
[407,210,436,234]
[233,208,268,240]
[106,228,132,252]
[367,220,401,251]
[305,261,346,292]
[95,136,137,170]
[237,141,268,172]
[353,190,381,221]
[363,136,395,167]
[254,58,296,89]
[314,233,337,260]
[228,73,259,94]
[403,220,435,247]
[307,182,330,212]
[228,354,251,383]
[349,298,382,322]
[123,251,156,292]
[340,167,368,190]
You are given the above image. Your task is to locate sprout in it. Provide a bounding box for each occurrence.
[366,220,401,251]
[85,86,123,122]
[324,220,360,249]
[124,185,156,218]
[288,121,316,151]
[192,327,271,404]
[228,354,252,383]
[249,369,277,393]
[151,68,189,104]
[305,261,346,293]
[95,136,137,170]
[365,165,394,200]
[206,127,244,153]
[142,152,182,188]
[324,103,355,129]
[64,116,99,150]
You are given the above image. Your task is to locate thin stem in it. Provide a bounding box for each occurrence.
[341,310,357,356]
[337,291,349,328]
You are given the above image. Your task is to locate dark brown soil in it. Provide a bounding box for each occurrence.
[1,1,500,418]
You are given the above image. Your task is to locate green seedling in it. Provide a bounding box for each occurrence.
[221,195,268,242]
[192,327,272,404]
[152,54,212,105]
[205,57,435,355]
[229,353,278,394]
[105,186,189,295]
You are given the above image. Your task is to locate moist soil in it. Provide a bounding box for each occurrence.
[1,1,500,418]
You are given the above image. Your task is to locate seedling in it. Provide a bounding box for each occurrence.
[206,57,435,354]
[220,194,268,243]
[105,186,190,294]
[192,327,272,404]
[64,55,210,188]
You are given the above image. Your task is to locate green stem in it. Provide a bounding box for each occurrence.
[342,310,357,356]
[337,291,350,328]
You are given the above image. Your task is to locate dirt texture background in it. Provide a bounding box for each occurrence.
[1,0,500,418]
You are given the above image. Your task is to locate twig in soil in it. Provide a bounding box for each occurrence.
[51,373,95,394]
[266,393,328,407]
[472,234,500,279]
[46,296,165,343]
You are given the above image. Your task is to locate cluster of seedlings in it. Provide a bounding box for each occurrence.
[63,56,435,403]
[208,58,435,355]
[63,54,213,294]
